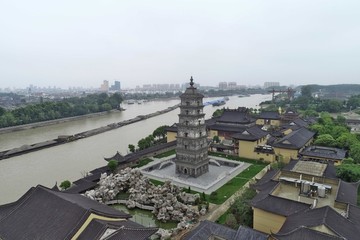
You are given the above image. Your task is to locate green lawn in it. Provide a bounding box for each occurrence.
[217,210,229,224]
[132,158,153,168]
[150,179,165,186]
[154,149,176,158]
[208,164,265,204]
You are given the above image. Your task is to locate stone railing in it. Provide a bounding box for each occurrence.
[105,199,155,211]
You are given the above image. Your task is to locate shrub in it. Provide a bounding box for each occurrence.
[60,180,71,190]
[108,160,118,172]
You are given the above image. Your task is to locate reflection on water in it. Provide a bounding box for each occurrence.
[113,204,178,229]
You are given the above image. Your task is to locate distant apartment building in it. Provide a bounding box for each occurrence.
[264,82,280,89]
[110,81,121,91]
[228,82,237,89]
[141,83,181,91]
[218,82,228,89]
[100,80,109,92]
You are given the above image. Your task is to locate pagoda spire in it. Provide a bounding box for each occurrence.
[190,76,194,87]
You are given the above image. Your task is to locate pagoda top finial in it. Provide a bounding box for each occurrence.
[190,76,194,87]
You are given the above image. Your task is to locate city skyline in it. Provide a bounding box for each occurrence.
[1,1,359,89]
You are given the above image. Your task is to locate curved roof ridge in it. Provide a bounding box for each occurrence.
[65,210,91,239]
[0,186,36,222]
[272,225,345,239]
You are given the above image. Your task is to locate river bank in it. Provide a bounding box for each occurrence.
[0,109,122,134]
[0,104,180,160]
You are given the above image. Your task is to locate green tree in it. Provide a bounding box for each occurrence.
[209,191,218,200]
[336,164,360,182]
[100,103,112,112]
[128,144,135,153]
[336,133,358,149]
[108,160,118,172]
[0,107,6,116]
[350,143,360,163]
[303,109,319,117]
[316,99,343,113]
[347,95,360,110]
[60,180,71,190]
[225,213,238,229]
[213,135,220,143]
[212,109,224,118]
[314,134,336,147]
[301,85,313,98]
[138,138,147,150]
[229,187,257,227]
[153,125,168,140]
[202,192,206,201]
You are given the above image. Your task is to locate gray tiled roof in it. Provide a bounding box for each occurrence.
[234,225,268,240]
[105,226,159,240]
[278,206,360,240]
[258,111,281,120]
[183,220,267,240]
[0,185,131,240]
[208,123,247,133]
[290,118,309,128]
[183,220,237,240]
[78,219,158,240]
[348,204,360,225]
[254,169,280,187]
[300,146,347,161]
[217,108,256,124]
[231,126,268,141]
[252,195,311,217]
[336,180,360,205]
[271,127,315,150]
[272,226,344,240]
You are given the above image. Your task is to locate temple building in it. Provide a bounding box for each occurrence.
[174,76,209,177]
[0,185,158,240]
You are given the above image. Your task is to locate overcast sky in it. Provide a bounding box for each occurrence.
[0,0,359,89]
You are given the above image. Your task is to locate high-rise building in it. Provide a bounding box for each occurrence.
[175,76,209,177]
[110,81,121,91]
[100,80,109,92]
[228,82,237,89]
[219,82,228,89]
[264,82,280,89]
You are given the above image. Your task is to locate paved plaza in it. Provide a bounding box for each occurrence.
[141,156,250,194]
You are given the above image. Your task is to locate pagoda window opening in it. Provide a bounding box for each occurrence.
[186,101,190,106]
[198,120,201,125]
[185,132,188,137]
[185,120,189,126]
[197,110,200,114]
[186,110,189,115]
[185,145,188,149]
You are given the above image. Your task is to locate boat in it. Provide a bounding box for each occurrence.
[212,100,226,106]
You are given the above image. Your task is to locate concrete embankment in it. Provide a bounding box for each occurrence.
[0,110,120,134]
[0,104,179,160]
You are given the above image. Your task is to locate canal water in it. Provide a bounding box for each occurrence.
[0,94,271,204]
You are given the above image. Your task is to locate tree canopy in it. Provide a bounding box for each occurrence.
[0,93,123,128]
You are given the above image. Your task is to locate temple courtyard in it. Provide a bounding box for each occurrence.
[141,155,251,194]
